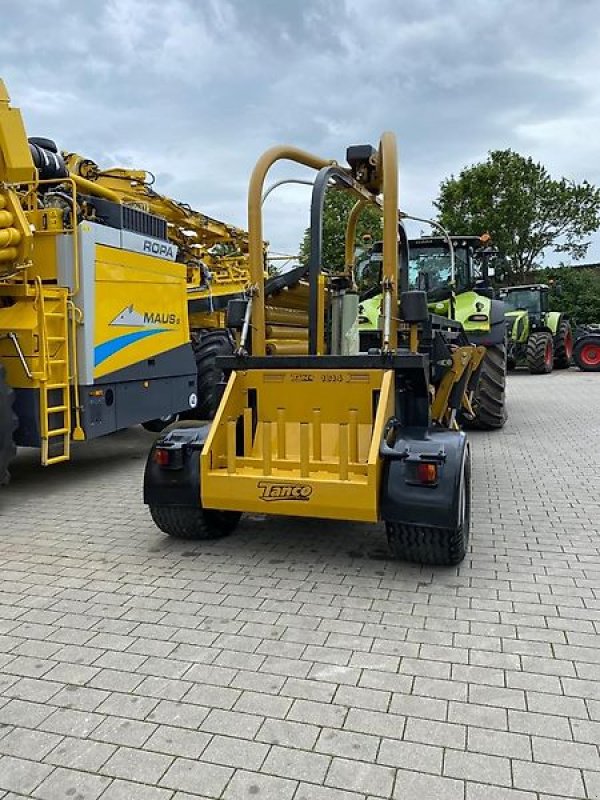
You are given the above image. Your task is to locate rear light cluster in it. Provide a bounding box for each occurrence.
[153,447,170,466]
[416,462,438,484]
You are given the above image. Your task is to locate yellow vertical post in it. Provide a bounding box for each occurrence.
[262,421,272,475]
[312,409,322,461]
[409,325,419,353]
[227,420,237,474]
[349,410,358,463]
[243,408,253,454]
[316,275,326,355]
[380,132,399,346]
[345,200,367,275]
[300,423,309,478]
[277,408,286,459]
[339,424,349,481]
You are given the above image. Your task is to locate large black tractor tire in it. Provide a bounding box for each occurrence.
[468,343,507,430]
[149,505,241,540]
[573,335,600,372]
[0,365,18,486]
[553,319,573,369]
[526,332,554,374]
[386,446,471,566]
[187,329,234,420]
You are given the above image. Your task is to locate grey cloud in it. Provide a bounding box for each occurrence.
[2,0,600,259]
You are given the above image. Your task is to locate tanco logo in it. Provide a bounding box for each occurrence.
[258,481,313,502]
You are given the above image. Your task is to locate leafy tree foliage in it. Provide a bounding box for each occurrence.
[299,189,382,271]
[535,266,600,324]
[435,150,600,283]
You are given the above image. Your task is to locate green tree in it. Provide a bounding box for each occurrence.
[299,189,383,271]
[435,150,600,283]
[535,266,600,324]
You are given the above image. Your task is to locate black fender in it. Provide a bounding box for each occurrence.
[143,423,210,507]
[380,425,468,530]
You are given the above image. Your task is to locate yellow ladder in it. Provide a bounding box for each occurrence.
[37,284,71,465]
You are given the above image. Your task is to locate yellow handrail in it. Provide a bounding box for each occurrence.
[248,146,336,355]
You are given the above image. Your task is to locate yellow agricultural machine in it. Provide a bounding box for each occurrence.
[0,79,259,487]
[61,149,252,422]
[144,134,486,565]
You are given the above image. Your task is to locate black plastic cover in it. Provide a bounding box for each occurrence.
[143,424,210,507]
[380,426,467,529]
[401,291,429,323]
[227,298,248,329]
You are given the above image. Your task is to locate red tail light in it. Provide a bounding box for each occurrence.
[153,447,170,466]
[416,462,438,484]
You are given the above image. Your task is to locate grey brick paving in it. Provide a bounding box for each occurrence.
[0,369,600,798]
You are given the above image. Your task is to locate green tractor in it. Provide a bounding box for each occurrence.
[500,284,572,374]
[357,233,508,429]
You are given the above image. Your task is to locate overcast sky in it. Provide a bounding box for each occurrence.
[3,0,600,262]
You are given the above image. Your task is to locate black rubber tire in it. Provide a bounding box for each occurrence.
[149,504,241,540]
[553,319,573,369]
[573,335,600,372]
[468,343,507,430]
[28,136,58,153]
[186,329,234,420]
[0,365,18,486]
[386,446,471,566]
[141,414,179,433]
[526,332,554,374]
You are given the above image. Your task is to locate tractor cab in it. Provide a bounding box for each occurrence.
[357,234,505,342]
[409,236,482,292]
[499,284,550,353]
[357,235,484,298]
[356,233,508,429]
[500,284,549,324]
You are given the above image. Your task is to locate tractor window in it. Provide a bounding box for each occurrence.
[408,245,470,297]
[356,241,471,299]
[502,289,541,314]
[355,245,383,294]
[408,249,450,293]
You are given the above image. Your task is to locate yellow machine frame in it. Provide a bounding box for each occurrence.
[145,133,483,565]
[197,134,482,520]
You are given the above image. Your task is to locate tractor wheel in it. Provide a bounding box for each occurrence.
[386,446,471,566]
[186,329,234,420]
[149,504,242,540]
[468,343,507,430]
[526,332,554,374]
[553,319,573,369]
[0,365,18,486]
[573,336,600,372]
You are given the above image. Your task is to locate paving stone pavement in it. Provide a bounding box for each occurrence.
[0,368,599,799]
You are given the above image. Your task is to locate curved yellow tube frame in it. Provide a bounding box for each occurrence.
[248,147,336,354]
[247,134,399,354]
[345,199,368,270]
